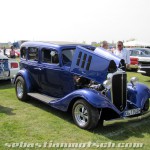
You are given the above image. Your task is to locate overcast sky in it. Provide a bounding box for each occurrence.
[0,0,150,44]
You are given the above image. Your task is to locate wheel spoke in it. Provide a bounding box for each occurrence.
[82,116,86,122]
[84,115,88,120]
[81,107,84,113]
[74,104,89,127]
[83,109,87,115]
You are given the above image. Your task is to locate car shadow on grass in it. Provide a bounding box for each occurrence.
[0,80,14,90]
[0,105,16,115]
[145,80,150,82]
[27,98,73,123]
[26,98,150,141]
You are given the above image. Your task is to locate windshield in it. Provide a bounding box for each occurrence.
[142,49,150,55]
[62,49,75,66]
[130,50,150,56]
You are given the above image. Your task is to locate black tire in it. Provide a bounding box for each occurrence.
[72,99,102,129]
[143,99,149,111]
[15,76,29,101]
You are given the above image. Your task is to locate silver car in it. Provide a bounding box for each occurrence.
[128,48,150,76]
[0,54,20,80]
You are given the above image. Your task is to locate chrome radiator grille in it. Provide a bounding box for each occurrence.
[111,73,127,111]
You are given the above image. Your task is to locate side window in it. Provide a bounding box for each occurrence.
[20,47,26,59]
[41,48,59,64]
[28,47,38,61]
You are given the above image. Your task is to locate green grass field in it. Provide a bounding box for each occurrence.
[0,72,150,150]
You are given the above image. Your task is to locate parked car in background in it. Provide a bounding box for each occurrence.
[14,41,150,130]
[0,54,20,80]
[128,48,150,76]
[129,57,138,70]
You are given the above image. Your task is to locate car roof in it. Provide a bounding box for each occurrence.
[21,41,90,50]
[127,48,150,51]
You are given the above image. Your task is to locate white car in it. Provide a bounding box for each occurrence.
[128,48,150,61]
[0,54,20,80]
[128,48,150,76]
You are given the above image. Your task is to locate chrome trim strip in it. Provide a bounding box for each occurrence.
[137,70,146,73]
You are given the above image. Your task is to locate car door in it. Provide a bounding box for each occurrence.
[26,47,41,89]
[39,48,63,97]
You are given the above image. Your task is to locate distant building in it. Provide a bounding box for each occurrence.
[91,42,97,45]
[0,43,10,49]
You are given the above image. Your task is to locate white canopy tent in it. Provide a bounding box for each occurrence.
[123,41,150,47]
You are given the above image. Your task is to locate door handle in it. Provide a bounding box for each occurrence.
[34,67,42,71]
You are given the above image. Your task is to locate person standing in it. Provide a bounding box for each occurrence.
[3,47,6,56]
[10,46,16,58]
[94,41,110,56]
[113,41,130,69]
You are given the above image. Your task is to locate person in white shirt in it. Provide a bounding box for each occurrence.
[113,41,130,69]
[94,41,109,54]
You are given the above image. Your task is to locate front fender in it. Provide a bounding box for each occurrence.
[14,69,33,93]
[127,83,150,109]
[50,88,121,114]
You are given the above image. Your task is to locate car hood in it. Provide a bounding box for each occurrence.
[70,46,124,84]
[137,56,150,62]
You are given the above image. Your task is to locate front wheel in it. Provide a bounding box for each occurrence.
[72,99,102,129]
[15,76,29,101]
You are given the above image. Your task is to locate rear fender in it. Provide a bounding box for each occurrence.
[14,69,33,93]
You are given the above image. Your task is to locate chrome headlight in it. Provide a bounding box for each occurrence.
[107,73,113,79]
[130,77,139,87]
[103,79,112,90]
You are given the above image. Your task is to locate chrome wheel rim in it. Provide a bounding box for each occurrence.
[17,81,23,98]
[74,104,88,127]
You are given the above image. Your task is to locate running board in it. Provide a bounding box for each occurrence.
[27,93,56,104]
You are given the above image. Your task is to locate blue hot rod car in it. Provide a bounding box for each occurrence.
[14,41,150,129]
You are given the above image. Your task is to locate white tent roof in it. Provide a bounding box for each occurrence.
[123,41,150,47]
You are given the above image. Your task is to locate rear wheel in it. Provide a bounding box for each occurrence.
[72,99,102,129]
[15,76,29,101]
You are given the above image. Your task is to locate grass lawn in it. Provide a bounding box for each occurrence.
[0,72,150,150]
